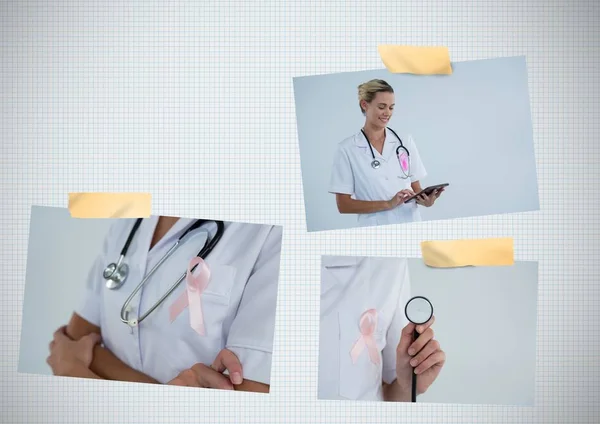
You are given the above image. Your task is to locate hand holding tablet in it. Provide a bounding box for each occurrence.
[405,184,449,203]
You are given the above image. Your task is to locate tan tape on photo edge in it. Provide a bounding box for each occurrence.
[377,45,453,75]
[68,193,152,218]
[421,238,514,268]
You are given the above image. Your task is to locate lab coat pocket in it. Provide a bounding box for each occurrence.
[202,263,237,303]
[169,263,238,372]
[337,308,386,401]
[172,263,237,339]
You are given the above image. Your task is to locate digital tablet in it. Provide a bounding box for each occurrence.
[405,183,449,202]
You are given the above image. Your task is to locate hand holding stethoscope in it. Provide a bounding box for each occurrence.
[395,296,446,401]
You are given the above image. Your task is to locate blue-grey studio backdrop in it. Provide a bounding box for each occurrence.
[293,56,540,232]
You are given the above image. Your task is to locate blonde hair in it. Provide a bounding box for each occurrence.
[357,79,394,114]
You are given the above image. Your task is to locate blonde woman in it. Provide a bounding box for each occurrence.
[329,79,444,227]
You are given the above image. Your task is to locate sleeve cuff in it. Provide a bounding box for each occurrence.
[328,185,354,195]
[410,172,427,183]
[225,344,272,385]
[73,289,101,327]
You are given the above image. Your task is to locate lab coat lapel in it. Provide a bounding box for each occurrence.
[137,217,194,279]
[321,257,370,317]
[355,131,384,161]
[382,128,399,162]
[321,256,360,298]
[136,216,159,280]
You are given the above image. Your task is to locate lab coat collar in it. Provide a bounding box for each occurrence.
[145,216,197,251]
[354,128,399,162]
[169,217,198,240]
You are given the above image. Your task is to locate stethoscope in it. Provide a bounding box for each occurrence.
[360,127,411,178]
[405,296,434,403]
[103,218,225,327]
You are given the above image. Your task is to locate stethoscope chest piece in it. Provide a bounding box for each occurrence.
[405,296,434,325]
[371,159,381,169]
[104,261,129,290]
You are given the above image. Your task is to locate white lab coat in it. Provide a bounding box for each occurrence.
[318,256,412,401]
[76,216,282,385]
[329,129,427,227]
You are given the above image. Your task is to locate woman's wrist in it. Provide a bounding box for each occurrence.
[61,360,89,377]
[394,379,413,400]
[382,380,412,402]
[66,361,104,379]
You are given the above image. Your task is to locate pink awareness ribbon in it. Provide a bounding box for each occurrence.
[350,309,381,365]
[399,152,409,173]
[168,257,211,336]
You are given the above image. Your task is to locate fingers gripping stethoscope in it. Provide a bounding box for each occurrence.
[103,218,225,327]
[405,296,434,403]
[360,127,411,178]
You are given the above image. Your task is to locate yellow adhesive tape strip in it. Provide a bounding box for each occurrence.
[377,45,453,75]
[68,193,151,218]
[421,238,514,268]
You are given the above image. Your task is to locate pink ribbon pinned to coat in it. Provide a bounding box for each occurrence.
[399,152,409,172]
[350,309,381,365]
[168,257,211,336]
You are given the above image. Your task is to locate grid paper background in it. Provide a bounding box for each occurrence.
[2,0,599,423]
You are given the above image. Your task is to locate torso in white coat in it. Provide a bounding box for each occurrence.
[76,216,282,385]
[329,129,428,227]
[318,256,412,401]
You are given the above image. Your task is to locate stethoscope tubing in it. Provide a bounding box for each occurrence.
[119,240,183,325]
[405,296,434,403]
[110,219,225,327]
[361,127,411,176]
